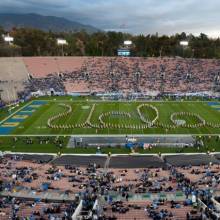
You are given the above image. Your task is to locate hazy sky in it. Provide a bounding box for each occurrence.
[0,0,220,37]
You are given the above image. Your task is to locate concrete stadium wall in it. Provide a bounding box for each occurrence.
[23,56,87,78]
[0,57,29,102]
[0,57,28,81]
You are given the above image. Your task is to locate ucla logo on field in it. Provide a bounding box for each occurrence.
[20,110,36,114]
[12,115,29,120]
[1,122,20,127]
[29,105,41,108]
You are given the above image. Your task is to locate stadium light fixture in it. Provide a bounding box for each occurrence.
[180,41,189,46]
[57,39,68,56]
[124,40,132,46]
[180,41,189,58]
[3,34,14,45]
[57,39,67,45]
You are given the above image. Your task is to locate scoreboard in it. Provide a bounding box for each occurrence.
[117,49,130,56]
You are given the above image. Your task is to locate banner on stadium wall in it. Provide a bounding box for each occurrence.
[169,91,216,97]
[67,92,90,97]
[31,91,45,97]
[96,92,123,97]
[31,90,66,97]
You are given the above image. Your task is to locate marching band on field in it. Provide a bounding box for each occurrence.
[47,104,220,130]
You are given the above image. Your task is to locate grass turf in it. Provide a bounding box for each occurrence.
[5,99,220,135]
[0,136,219,154]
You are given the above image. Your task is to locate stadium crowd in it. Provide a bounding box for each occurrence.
[23,57,220,96]
[1,57,220,103]
[0,154,220,219]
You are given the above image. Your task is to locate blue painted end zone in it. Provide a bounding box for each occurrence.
[32,100,48,105]
[208,102,220,112]
[17,111,33,116]
[22,107,36,112]
[0,127,14,134]
[208,102,219,106]
[7,118,26,123]
[0,100,47,135]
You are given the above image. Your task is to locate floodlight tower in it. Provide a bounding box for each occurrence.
[3,34,14,45]
[124,40,132,46]
[57,39,68,56]
[124,40,132,56]
[180,41,189,57]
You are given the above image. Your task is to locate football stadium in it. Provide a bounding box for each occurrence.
[1,1,220,219]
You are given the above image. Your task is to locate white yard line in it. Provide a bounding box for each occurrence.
[0,100,33,125]
[0,133,219,137]
[3,152,220,156]
[29,99,220,103]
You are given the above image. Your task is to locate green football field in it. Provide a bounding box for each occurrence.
[1,98,220,135]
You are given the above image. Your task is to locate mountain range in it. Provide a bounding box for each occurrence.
[0,13,100,33]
